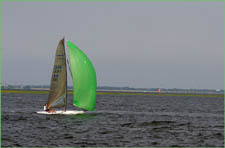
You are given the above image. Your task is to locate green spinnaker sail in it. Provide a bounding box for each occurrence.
[67,40,97,111]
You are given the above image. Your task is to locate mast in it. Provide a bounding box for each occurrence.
[64,69,67,112]
[64,37,67,112]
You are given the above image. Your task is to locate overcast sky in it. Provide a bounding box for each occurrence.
[2,1,224,89]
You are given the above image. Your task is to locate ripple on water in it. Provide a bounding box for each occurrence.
[1,93,224,147]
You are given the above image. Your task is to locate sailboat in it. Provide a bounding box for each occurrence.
[37,38,97,115]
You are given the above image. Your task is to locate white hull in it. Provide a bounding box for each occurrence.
[36,110,84,115]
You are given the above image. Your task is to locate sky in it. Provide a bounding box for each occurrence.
[2,1,224,89]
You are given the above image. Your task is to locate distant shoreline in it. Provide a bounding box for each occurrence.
[1,89,224,98]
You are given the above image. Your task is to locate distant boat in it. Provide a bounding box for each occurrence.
[37,38,97,114]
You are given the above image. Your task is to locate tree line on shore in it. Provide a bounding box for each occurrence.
[2,84,223,94]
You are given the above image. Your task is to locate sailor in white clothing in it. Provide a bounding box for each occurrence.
[44,104,47,111]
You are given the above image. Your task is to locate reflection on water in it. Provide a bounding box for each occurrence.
[69,113,97,120]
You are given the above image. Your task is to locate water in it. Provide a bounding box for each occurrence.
[2,93,224,147]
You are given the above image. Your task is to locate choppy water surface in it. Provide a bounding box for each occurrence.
[2,93,224,147]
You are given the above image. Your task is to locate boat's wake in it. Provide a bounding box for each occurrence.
[36,110,84,115]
